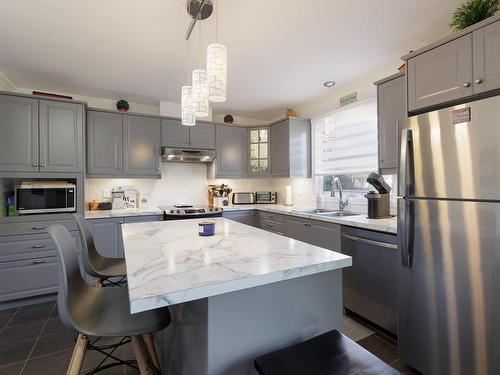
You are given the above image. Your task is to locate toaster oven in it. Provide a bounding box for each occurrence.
[255,191,277,204]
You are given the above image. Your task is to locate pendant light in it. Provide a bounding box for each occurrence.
[192,68,209,117]
[181,85,196,126]
[207,1,226,102]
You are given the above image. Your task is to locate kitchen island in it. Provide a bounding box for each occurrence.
[122,218,352,375]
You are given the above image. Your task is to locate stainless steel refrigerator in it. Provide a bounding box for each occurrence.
[398,96,500,375]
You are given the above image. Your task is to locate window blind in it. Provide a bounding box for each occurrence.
[313,99,378,176]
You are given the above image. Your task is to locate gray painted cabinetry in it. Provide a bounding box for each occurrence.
[375,73,405,173]
[222,210,256,227]
[190,121,215,149]
[211,124,247,178]
[285,216,341,252]
[162,119,215,149]
[473,20,500,94]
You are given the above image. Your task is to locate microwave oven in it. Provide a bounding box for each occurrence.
[15,183,76,214]
[255,191,277,204]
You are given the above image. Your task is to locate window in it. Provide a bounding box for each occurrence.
[313,99,379,198]
[249,128,270,174]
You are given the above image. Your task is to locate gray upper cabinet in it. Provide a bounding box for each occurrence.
[123,115,161,176]
[0,95,39,172]
[39,100,84,172]
[473,20,500,94]
[212,125,247,178]
[271,118,311,178]
[87,111,123,175]
[375,74,406,173]
[189,121,215,149]
[162,118,189,148]
[407,34,473,113]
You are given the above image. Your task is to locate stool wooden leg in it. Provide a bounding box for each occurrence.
[66,334,88,375]
[131,335,151,375]
[143,333,160,369]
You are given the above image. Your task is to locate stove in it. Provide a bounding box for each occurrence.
[160,205,223,220]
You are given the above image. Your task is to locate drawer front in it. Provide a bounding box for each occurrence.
[0,233,80,262]
[0,219,77,237]
[258,211,285,224]
[260,218,284,234]
[0,256,59,301]
[122,215,163,223]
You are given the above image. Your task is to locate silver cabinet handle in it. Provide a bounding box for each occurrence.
[32,244,46,249]
[303,223,311,227]
[475,79,483,84]
[32,226,46,230]
[463,82,471,87]
[32,163,37,167]
[32,259,46,264]
[342,233,397,250]
[40,163,45,167]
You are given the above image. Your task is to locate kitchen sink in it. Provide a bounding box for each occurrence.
[316,211,361,218]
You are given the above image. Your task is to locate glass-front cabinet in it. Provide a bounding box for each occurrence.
[248,127,270,175]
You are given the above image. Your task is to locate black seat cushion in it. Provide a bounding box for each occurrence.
[254,330,399,375]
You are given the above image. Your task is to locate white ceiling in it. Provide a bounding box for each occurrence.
[0,0,461,119]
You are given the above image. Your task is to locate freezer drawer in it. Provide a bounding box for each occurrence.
[341,226,398,334]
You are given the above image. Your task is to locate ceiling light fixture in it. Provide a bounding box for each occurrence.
[192,68,209,117]
[207,1,226,102]
[181,86,196,126]
[323,80,336,88]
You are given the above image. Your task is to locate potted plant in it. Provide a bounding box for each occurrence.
[116,99,130,112]
[450,0,500,30]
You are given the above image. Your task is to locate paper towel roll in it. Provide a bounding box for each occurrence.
[285,185,293,206]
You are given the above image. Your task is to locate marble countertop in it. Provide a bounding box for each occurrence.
[84,208,163,219]
[223,205,397,234]
[122,218,352,313]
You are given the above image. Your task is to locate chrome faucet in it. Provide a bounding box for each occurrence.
[331,177,349,211]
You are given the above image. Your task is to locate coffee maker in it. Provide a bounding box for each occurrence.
[365,172,391,219]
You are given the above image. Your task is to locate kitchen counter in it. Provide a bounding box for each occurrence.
[84,207,163,219]
[122,217,351,313]
[223,204,397,234]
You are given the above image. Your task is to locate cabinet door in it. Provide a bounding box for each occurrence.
[284,217,311,243]
[39,100,84,172]
[271,120,289,176]
[123,115,161,176]
[223,210,255,226]
[407,34,473,112]
[310,221,341,252]
[473,20,500,94]
[248,128,270,176]
[87,218,122,258]
[377,75,405,172]
[162,118,189,148]
[215,125,247,177]
[87,111,123,175]
[0,95,38,172]
[190,121,215,149]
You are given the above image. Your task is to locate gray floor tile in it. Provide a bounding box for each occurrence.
[0,361,23,375]
[0,321,44,346]
[18,302,55,312]
[0,308,18,317]
[40,317,70,337]
[0,339,35,367]
[358,334,399,365]
[30,331,75,359]
[390,359,422,374]
[21,350,72,375]
[6,309,51,329]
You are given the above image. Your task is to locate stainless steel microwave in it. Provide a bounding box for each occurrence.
[15,183,76,214]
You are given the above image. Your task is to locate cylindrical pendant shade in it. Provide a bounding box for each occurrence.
[207,43,227,102]
[181,86,196,126]
[192,69,209,117]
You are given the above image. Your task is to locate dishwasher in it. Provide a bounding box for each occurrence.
[341,226,398,335]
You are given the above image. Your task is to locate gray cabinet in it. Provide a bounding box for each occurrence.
[271,118,311,178]
[248,127,270,176]
[473,19,500,94]
[407,34,473,112]
[310,221,341,252]
[39,100,84,172]
[190,121,215,149]
[0,95,38,172]
[223,210,256,227]
[258,211,286,234]
[87,111,123,175]
[162,118,189,148]
[375,73,406,173]
[284,216,311,243]
[212,125,247,178]
[87,218,123,259]
[123,115,161,176]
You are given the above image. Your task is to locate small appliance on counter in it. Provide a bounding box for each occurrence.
[15,182,76,215]
[365,172,391,219]
[160,205,223,220]
[255,191,277,204]
[232,192,255,205]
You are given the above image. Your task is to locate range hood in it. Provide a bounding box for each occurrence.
[161,147,215,163]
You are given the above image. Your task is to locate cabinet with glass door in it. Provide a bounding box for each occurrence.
[248,127,270,175]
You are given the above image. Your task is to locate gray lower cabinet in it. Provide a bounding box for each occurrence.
[284,216,311,242]
[212,125,247,178]
[162,118,189,148]
[309,221,341,252]
[87,111,123,175]
[222,210,256,227]
[375,73,406,173]
[0,95,39,172]
[39,100,84,172]
[87,218,123,258]
[407,34,473,112]
[341,226,398,334]
[271,118,311,178]
[190,121,215,149]
[122,215,163,224]
[123,115,161,176]
[473,19,500,94]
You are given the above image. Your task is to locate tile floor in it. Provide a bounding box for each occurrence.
[1,302,420,374]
